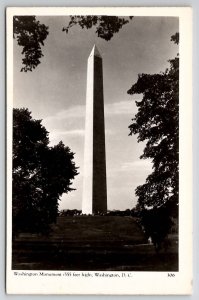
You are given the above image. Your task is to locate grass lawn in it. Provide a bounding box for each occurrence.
[12,216,178,271]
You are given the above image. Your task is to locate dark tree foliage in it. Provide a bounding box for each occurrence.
[140,206,173,252]
[13,108,78,234]
[13,16,49,72]
[171,32,179,45]
[63,16,133,41]
[128,34,179,213]
[14,15,133,71]
[59,209,82,216]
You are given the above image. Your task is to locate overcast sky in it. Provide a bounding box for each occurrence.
[13,16,179,211]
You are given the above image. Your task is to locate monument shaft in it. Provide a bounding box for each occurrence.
[82,46,107,214]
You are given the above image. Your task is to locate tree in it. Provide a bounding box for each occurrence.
[13,16,49,72]
[128,33,179,217]
[14,15,133,72]
[62,16,133,41]
[13,108,78,234]
[140,206,173,252]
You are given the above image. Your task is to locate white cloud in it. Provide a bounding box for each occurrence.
[45,105,85,123]
[50,129,85,139]
[105,129,114,135]
[105,100,137,116]
[43,100,137,144]
[49,130,84,144]
[121,160,152,171]
[106,160,152,179]
[44,100,137,123]
[49,128,114,143]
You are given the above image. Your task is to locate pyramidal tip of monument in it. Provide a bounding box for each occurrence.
[89,44,102,58]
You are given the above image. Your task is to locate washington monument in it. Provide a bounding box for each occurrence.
[82,45,107,214]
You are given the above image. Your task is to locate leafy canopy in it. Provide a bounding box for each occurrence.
[128,33,179,210]
[13,16,49,72]
[14,15,133,72]
[63,16,133,41]
[13,108,78,233]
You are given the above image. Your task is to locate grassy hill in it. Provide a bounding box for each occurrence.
[12,215,178,271]
[50,216,146,244]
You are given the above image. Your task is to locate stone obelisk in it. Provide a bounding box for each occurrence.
[82,45,107,214]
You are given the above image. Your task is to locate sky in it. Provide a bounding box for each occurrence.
[13,16,179,211]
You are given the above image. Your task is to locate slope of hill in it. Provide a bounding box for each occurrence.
[12,216,178,271]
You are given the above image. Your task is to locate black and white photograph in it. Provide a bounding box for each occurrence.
[6,7,192,295]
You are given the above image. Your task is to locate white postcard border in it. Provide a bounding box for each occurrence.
[6,6,192,295]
